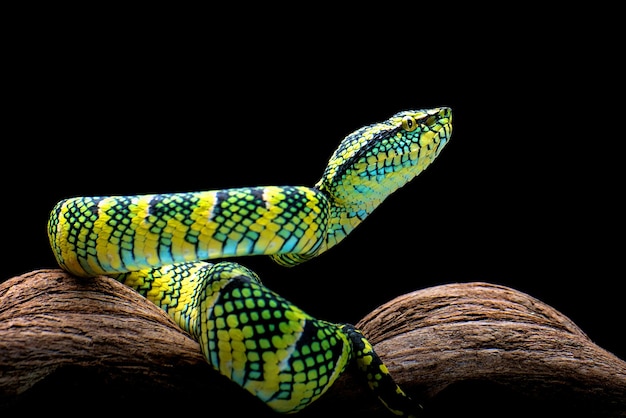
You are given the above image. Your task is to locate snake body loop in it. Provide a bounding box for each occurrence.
[48,107,452,416]
[49,186,330,277]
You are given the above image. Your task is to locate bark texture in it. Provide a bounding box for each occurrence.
[1,269,624,417]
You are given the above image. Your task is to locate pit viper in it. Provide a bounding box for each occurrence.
[47,107,452,416]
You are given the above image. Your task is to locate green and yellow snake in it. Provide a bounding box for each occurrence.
[47,107,452,416]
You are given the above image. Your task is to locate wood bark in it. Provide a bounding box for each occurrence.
[1,269,624,417]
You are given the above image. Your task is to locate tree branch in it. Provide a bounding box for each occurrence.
[1,270,624,416]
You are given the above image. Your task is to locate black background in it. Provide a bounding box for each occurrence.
[3,8,623,414]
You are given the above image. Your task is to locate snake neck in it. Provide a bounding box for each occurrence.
[271,107,452,267]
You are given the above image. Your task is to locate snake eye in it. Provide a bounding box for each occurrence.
[402,115,417,132]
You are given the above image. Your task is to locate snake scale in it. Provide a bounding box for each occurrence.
[47,107,452,416]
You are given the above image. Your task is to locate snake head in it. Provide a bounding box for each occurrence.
[317,107,452,200]
[313,107,453,255]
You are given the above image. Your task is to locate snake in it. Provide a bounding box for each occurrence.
[47,107,452,416]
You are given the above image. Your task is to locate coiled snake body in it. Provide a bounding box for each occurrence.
[48,107,452,416]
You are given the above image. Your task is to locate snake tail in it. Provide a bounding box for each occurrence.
[342,324,422,417]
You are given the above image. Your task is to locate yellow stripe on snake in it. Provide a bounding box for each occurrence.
[47,107,452,416]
